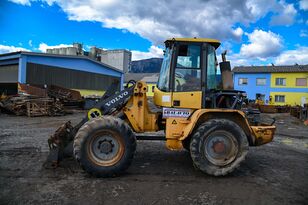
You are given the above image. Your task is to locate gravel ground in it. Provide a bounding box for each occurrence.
[0,111,307,205]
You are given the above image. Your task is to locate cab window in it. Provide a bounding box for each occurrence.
[157,47,172,91]
[207,45,217,90]
[174,44,201,92]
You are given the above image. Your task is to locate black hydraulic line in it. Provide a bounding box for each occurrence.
[135,134,166,141]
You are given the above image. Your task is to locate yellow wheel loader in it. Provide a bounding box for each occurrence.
[45,38,276,177]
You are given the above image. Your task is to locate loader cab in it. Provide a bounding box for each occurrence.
[154,38,221,109]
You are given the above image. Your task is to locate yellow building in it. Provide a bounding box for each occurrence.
[270,71,308,105]
[124,73,159,97]
[233,65,308,106]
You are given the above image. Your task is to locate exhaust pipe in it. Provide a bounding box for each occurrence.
[219,50,234,90]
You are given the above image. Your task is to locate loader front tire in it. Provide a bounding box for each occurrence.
[73,116,136,177]
[190,119,248,176]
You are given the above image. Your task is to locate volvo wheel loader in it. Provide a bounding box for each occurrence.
[45,38,276,177]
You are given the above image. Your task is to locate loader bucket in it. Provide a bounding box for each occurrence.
[43,121,75,168]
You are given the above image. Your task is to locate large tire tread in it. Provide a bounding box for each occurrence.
[73,116,136,177]
[190,119,248,176]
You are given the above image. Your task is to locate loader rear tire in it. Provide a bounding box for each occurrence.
[182,137,191,151]
[190,119,248,176]
[73,116,136,177]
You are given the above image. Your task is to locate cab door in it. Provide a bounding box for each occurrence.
[171,43,203,109]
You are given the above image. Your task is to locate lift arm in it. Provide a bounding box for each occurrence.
[44,80,136,168]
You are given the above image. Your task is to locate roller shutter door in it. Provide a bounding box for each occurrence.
[0,64,18,83]
[26,63,120,91]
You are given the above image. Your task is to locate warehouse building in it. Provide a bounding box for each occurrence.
[233,65,308,106]
[0,51,123,96]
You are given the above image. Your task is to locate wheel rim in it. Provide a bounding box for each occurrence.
[203,130,238,166]
[87,130,124,166]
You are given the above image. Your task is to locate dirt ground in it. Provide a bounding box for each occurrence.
[0,111,307,205]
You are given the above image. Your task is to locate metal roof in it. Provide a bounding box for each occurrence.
[232,65,308,73]
[165,38,220,49]
[124,73,159,83]
[0,51,123,73]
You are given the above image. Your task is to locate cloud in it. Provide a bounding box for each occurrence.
[226,53,250,67]
[240,29,283,59]
[0,44,30,54]
[8,0,31,6]
[275,46,308,65]
[270,1,297,26]
[300,30,308,37]
[28,40,33,47]
[245,0,277,18]
[232,27,244,40]
[9,0,297,46]
[38,43,72,52]
[225,52,272,68]
[131,45,163,61]
[299,0,308,10]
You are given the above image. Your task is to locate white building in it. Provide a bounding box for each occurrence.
[101,49,131,73]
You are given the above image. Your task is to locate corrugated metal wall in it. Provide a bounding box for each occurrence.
[0,64,18,83]
[26,63,120,91]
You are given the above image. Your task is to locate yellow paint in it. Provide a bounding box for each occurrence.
[153,87,202,109]
[146,83,156,97]
[87,108,102,120]
[73,89,105,97]
[124,83,156,97]
[271,73,308,88]
[163,109,276,149]
[251,125,276,145]
[270,92,308,106]
[166,139,183,150]
[178,109,252,141]
[123,81,158,132]
[153,87,172,107]
[121,81,276,150]
[172,91,202,109]
[165,117,190,139]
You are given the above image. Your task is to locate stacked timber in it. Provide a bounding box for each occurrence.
[0,96,66,117]
[0,83,85,117]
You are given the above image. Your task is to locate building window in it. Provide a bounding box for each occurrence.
[238,78,248,85]
[256,78,266,86]
[296,78,307,86]
[152,85,155,92]
[275,78,286,86]
[275,95,285,103]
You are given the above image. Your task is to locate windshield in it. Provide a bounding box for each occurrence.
[157,47,172,91]
[207,45,217,90]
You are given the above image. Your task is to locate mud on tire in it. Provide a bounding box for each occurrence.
[190,119,248,176]
[73,116,136,177]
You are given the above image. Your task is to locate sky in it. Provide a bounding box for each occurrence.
[0,0,308,67]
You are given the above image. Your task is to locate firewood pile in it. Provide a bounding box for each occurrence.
[47,85,82,103]
[0,95,66,117]
[0,83,85,117]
